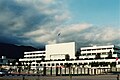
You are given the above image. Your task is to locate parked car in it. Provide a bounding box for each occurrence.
[0,70,8,76]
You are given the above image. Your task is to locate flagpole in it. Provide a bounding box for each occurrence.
[57,32,61,43]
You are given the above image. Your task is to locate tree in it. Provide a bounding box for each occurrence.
[75,50,80,60]
[108,50,112,58]
[95,53,101,59]
[17,61,22,74]
[65,54,70,61]
[41,56,45,61]
[28,61,32,74]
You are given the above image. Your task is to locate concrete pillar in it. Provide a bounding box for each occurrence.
[65,67,66,75]
[84,68,86,74]
[56,67,58,76]
[50,67,52,75]
[43,66,46,76]
[88,68,89,75]
[100,68,102,74]
[69,67,71,75]
[94,69,96,75]
[73,68,75,74]
[60,67,62,75]
[77,67,79,74]
[81,68,82,74]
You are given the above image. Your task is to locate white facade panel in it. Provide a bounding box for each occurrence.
[81,49,113,54]
[81,45,114,50]
[45,42,76,60]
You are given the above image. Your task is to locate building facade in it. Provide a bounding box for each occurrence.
[19,51,45,69]
[19,42,120,70]
[80,45,120,59]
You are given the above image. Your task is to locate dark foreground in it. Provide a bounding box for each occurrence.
[0,74,120,80]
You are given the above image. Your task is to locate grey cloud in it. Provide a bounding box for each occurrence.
[0,0,119,48]
[0,0,70,48]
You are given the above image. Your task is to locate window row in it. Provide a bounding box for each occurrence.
[24,56,45,58]
[24,52,45,55]
[81,52,118,56]
[81,48,113,51]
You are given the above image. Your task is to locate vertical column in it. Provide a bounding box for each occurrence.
[65,67,66,75]
[43,66,46,76]
[81,68,82,74]
[116,68,117,72]
[73,68,75,74]
[50,66,52,76]
[60,67,62,75]
[94,69,96,75]
[84,68,86,74]
[56,67,58,76]
[77,67,79,74]
[69,67,71,75]
[88,68,89,75]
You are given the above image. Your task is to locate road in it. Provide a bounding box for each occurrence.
[0,74,119,80]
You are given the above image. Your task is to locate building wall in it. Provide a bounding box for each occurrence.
[45,42,76,60]
[19,51,45,69]
[19,51,45,61]
[80,45,120,59]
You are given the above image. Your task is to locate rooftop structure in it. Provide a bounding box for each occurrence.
[45,42,76,60]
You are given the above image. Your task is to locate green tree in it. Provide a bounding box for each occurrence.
[65,54,70,61]
[95,53,101,59]
[75,50,80,60]
[108,50,112,58]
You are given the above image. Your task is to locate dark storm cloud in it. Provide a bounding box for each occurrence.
[0,0,60,47]
[0,0,119,48]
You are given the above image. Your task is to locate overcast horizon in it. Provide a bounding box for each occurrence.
[0,0,120,48]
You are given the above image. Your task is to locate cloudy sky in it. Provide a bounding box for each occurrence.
[0,0,120,48]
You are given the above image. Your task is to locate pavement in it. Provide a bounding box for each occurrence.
[0,74,119,80]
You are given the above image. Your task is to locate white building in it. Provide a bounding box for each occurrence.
[19,42,120,69]
[80,45,120,60]
[19,51,45,69]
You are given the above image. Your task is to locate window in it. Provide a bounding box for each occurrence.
[40,64,42,66]
[102,48,106,50]
[56,63,59,65]
[92,49,96,51]
[87,53,91,55]
[74,63,77,65]
[102,53,106,55]
[36,64,38,66]
[48,64,50,66]
[82,54,86,56]
[97,48,101,50]
[52,63,54,66]
[60,63,63,65]
[92,53,96,55]
[107,48,112,49]
[87,49,91,51]
[81,49,86,51]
